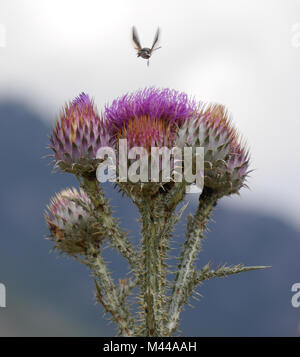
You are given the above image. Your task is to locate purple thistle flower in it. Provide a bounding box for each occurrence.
[103,87,200,154]
[72,92,92,108]
[105,87,199,136]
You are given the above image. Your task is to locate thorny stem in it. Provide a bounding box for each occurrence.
[84,244,134,336]
[63,179,269,337]
[79,175,140,274]
[166,187,219,335]
[137,183,187,337]
[139,200,165,336]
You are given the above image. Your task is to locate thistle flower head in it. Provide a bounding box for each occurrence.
[105,87,198,149]
[176,104,250,195]
[50,93,111,175]
[102,88,199,195]
[45,188,103,255]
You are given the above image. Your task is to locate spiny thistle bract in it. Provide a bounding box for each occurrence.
[49,93,111,176]
[45,188,103,255]
[45,87,267,337]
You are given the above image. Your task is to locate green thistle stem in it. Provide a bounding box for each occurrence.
[84,244,134,336]
[79,175,139,274]
[139,201,163,336]
[137,184,189,336]
[166,187,218,335]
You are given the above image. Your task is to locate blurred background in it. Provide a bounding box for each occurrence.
[0,0,300,336]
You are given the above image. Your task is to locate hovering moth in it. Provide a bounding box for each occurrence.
[132,26,161,66]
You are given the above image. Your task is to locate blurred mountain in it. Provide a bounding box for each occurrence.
[0,100,299,336]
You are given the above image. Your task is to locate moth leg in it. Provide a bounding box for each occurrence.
[152,46,162,52]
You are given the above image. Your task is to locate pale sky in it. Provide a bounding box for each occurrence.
[0,0,300,230]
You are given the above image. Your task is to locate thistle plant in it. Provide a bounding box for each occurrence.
[45,88,268,337]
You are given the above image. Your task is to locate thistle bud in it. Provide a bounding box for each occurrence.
[45,188,104,255]
[49,93,111,176]
[176,104,250,195]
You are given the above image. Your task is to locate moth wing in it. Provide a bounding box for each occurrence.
[150,27,160,52]
[132,26,142,51]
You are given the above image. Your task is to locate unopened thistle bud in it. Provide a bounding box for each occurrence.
[176,104,250,195]
[50,93,111,176]
[45,188,104,255]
